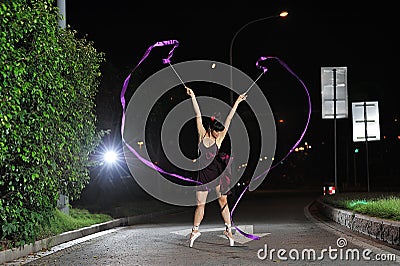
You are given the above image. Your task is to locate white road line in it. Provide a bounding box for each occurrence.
[171,224,271,244]
[6,227,123,265]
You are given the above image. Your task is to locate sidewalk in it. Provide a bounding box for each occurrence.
[0,208,183,265]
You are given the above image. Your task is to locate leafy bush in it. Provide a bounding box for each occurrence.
[0,0,106,249]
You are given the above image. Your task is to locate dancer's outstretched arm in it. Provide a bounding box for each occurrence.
[186,87,206,142]
[219,94,247,142]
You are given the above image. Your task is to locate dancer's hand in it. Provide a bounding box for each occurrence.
[236,93,247,104]
[186,86,194,97]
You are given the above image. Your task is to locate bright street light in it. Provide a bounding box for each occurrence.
[104,150,118,164]
[279,11,289,18]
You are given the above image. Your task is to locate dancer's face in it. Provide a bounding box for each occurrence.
[211,130,220,138]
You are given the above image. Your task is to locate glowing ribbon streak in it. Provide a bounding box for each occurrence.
[230,56,312,240]
[120,43,311,241]
[120,40,202,185]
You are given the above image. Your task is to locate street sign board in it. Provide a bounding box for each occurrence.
[352,101,380,142]
[321,67,348,119]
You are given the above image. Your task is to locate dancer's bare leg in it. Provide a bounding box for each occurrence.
[217,188,233,239]
[191,191,208,234]
[189,191,208,247]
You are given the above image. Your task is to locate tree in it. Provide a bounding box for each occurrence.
[0,0,106,248]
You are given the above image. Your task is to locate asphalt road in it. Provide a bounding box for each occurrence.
[14,190,400,265]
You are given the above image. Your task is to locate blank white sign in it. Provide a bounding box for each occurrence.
[321,67,348,119]
[352,101,380,142]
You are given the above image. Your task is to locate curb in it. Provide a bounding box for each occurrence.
[0,208,182,265]
[314,198,400,247]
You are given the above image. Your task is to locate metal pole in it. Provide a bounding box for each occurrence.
[346,138,349,189]
[363,102,370,192]
[366,140,370,192]
[56,0,68,214]
[353,152,357,186]
[229,15,279,105]
[333,69,338,192]
[57,0,66,29]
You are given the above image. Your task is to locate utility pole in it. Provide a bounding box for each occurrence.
[57,0,66,29]
[56,0,69,214]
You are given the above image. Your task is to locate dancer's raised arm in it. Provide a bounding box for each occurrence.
[186,87,206,142]
[219,93,247,142]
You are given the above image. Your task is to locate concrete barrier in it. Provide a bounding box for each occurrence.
[315,199,400,246]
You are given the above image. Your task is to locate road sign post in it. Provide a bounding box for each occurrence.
[352,101,380,192]
[321,67,348,193]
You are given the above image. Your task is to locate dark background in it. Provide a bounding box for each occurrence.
[64,1,399,213]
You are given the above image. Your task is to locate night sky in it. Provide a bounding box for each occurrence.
[66,1,397,113]
[65,1,398,190]
[66,1,396,81]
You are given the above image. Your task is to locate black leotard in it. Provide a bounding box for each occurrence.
[197,139,223,186]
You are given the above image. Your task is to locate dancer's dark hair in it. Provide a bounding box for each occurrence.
[208,116,225,132]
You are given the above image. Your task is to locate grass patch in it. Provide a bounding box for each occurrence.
[1,208,113,251]
[321,192,400,221]
[34,208,113,240]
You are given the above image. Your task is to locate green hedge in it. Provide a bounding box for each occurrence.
[0,0,106,248]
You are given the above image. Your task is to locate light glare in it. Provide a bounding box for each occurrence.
[104,151,117,163]
[279,11,288,17]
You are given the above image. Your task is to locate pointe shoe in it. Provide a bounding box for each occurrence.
[189,226,201,248]
[224,223,235,246]
[189,231,201,247]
